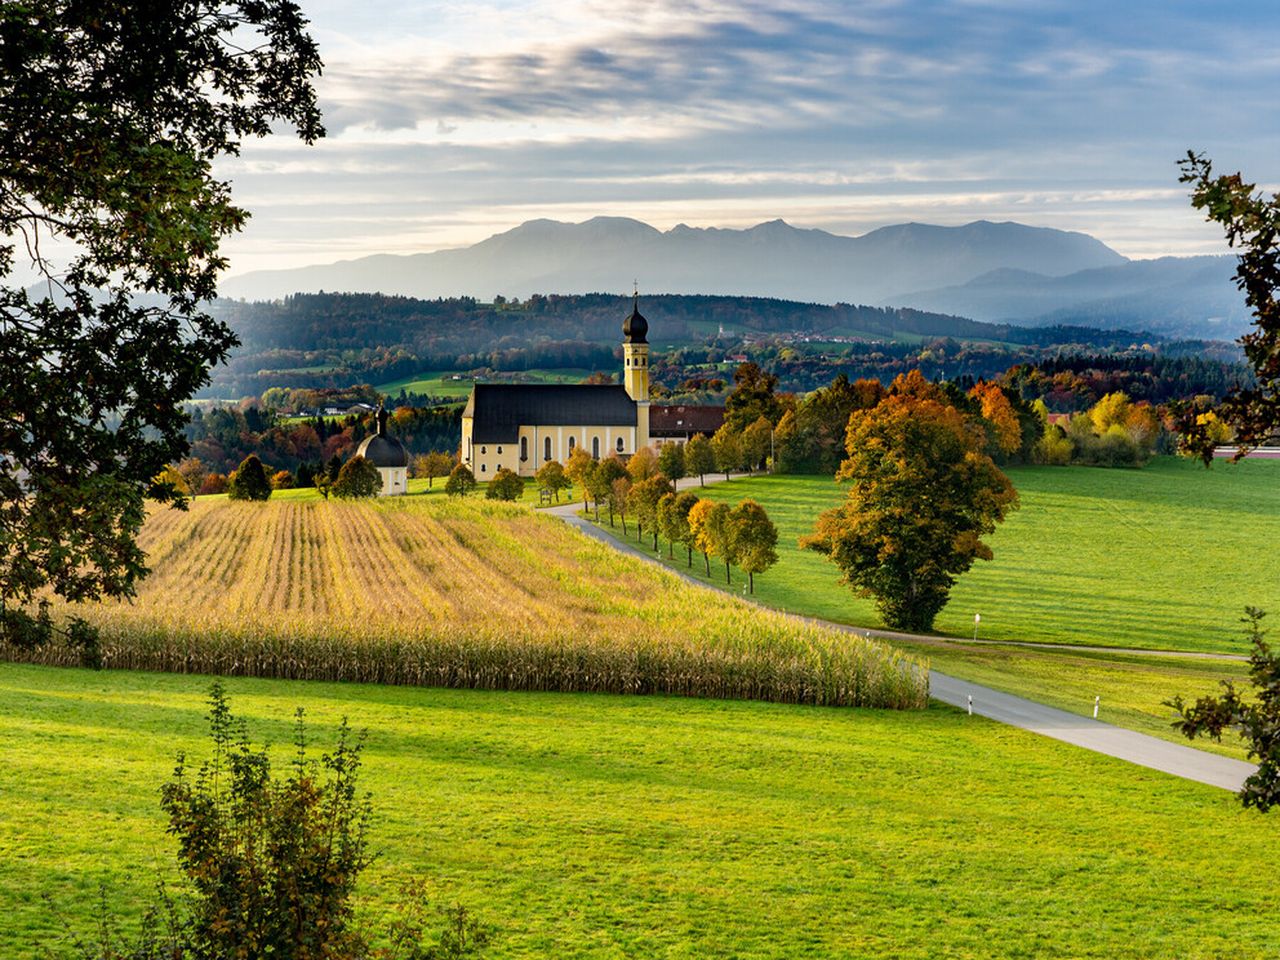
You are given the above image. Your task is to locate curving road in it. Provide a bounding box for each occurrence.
[546,487,1255,793]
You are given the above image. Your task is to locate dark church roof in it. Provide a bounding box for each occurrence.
[356,404,408,467]
[650,404,725,438]
[464,383,637,442]
[622,294,648,344]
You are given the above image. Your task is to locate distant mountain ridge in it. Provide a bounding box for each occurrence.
[219,216,1247,338]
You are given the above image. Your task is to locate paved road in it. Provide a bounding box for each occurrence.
[547,495,1255,792]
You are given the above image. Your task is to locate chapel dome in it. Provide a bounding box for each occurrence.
[356,433,408,468]
[356,404,408,468]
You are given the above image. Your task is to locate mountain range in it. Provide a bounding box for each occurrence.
[220,217,1249,339]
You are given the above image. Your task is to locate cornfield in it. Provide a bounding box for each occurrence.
[6,496,928,709]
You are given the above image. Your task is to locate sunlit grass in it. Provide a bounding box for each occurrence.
[2,663,1276,959]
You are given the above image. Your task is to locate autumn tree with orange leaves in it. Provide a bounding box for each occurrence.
[804,380,1019,632]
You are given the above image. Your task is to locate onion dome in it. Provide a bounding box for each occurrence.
[622,291,648,344]
[355,403,408,468]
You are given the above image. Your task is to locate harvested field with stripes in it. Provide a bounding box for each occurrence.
[9,496,927,709]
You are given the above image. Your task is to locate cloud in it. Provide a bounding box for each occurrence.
[218,0,1280,273]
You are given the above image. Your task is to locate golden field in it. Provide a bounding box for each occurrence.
[9,495,927,708]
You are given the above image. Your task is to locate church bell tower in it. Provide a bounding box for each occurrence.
[622,289,650,449]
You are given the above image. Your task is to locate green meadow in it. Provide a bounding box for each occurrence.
[3,662,1277,960]
[651,458,1280,656]
[377,368,595,397]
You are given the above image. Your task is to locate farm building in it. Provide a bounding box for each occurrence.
[461,296,723,478]
[356,404,409,495]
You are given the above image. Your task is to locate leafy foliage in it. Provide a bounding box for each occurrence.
[227,454,273,501]
[0,1,322,643]
[1168,608,1280,812]
[1174,152,1280,462]
[684,434,714,485]
[804,380,1019,631]
[444,464,476,498]
[333,456,381,499]
[485,467,523,502]
[727,500,778,594]
[534,459,571,502]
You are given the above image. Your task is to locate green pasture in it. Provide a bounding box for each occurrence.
[377,368,595,397]
[203,475,564,507]
[658,458,1280,655]
[2,662,1276,959]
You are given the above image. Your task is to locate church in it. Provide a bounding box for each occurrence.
[460,297,723,479]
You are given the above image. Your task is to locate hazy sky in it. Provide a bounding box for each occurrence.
[218,0,1280,275]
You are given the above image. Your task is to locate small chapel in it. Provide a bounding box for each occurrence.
[356,403,409,495]
[460,296,723,479]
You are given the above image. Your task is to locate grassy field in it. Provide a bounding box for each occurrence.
[377,368,595,397]
[13,494,924,708]
[3,663,1277,959]
[661,458,1280,655]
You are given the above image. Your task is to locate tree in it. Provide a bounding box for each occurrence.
[176,457,208,498]
[1168,608,1280,812]
[228,454,272,501]
[589,456,628,523]
[656,442,686,483]
[333,455,381,499]
[704,501,736,584]
[803,392,1019,632]
[657,493,680,558]
[727,499,778,594]
[671,490,701,567]
[710,426,743,480]
[1174,153,1280,463]
[611,476,633,533]
[630,475,674,551]
[271,469,295,490]
[685,433,715,486]
[724,362,782,432]
[969,381,1022,459]
[535,459,572,502]
[414,451,455,489]
[741,416,773,471]
[564,446,595,509]
[0,3,322,644]
[152,464,191,500]
[444,463,477,498]
[687,498,716,576]
[485,467,524,501]
[626,446,659,482]
[315,473,332,500]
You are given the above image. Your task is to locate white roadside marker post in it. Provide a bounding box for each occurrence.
[967,694,973,716]
[1093,695,1100,719]
[973,613,981,642]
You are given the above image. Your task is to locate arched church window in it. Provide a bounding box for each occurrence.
[520,437,528,461]
[592,437,600,458]
[544,437,552,461]
[568,436,576,451]
[480,446,486,455]
[616,437,624,453]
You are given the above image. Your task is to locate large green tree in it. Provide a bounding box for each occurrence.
[0,3,322,640]
[1174,153,1280,462]
[803,388,1019,632]
[723,362,782,432]
[727,499,778,594]
[227,453,272,501]
[333,456,381,499]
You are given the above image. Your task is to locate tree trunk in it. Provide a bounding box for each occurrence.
[653,530,659,551]
[699,474,705,487]
[703,551,710,575]
[724,559,731,584]
[748,571,754,594]
[686,545,693,567]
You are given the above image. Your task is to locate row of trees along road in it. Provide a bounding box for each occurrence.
[558,446,779,593]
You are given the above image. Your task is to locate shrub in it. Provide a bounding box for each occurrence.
[444,463,476,497]
[334,456,382,499]
[485,467,524,501]
[227,455,272,501]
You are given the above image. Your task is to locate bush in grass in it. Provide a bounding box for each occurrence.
[485,467,523,501]
[444,464,477,497]
[227,455,272,501]
[61,684,489,959]
[334,456,381,499]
